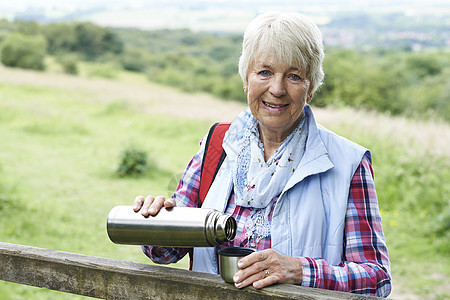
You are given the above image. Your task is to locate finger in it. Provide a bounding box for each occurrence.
[133,195,145,211]
[238,250,268,269]
[234,259,269,287]
[140,195,155,216]
[234,268,267,289]
[148,195,166,215]
[252,273,279,289]
[164,198,176,208]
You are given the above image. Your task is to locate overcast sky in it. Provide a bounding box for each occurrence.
[1,0,447,11]
[1,0,447,32]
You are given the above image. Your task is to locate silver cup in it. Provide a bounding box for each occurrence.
[218,247,255,283]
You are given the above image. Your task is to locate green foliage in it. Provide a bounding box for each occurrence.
[14,20,42,35]
[113,28,246,101]
[74,22,124,60]
[317,48,450,121]
[1,19,448,122]
[57,54,79,75]
[0,19,15,42]
[0,19,123,61]
[43,23,77,54]
[116,143,149,177]
[0,32,47,70]
[112,27,450,120]
[119,47,152,72]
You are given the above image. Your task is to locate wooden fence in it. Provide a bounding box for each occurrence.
[0,242,381,299]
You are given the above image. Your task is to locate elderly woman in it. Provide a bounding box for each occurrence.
[133,11,391,297]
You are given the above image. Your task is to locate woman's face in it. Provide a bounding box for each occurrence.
[246,55,312,140]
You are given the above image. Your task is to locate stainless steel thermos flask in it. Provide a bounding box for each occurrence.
[107,206,237,247]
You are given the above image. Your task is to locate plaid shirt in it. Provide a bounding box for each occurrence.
[142,143,391,297]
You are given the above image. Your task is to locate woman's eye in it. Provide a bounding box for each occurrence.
[258,70,271,77]
[289,74,302,81]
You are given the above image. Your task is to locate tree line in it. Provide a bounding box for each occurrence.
[0,19,448,122]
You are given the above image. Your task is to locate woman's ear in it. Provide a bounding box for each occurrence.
[243,85,248,93]
[307,93,313,103]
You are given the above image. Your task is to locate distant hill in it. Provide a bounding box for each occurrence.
[3,1,449,49]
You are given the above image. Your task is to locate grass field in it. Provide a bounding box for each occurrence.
[0,65,448,299]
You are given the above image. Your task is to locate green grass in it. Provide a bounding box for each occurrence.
[0,66,449,299]
[328,116,450,299]
[0,75,212,299]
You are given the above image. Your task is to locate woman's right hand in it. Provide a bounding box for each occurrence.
[133,195,176,217]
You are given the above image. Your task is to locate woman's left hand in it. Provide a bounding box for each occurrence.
[233,249,303,289]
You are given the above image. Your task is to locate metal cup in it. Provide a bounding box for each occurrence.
[217,247,255,283]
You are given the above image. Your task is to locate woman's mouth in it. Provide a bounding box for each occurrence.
[262,101,289,110]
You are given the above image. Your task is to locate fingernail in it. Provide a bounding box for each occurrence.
[237,261,243,268]
[233,275,239,283]
[235,282,242,288]
[149,207,156,214]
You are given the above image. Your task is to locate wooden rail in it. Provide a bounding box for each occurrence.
[0,242,381,299]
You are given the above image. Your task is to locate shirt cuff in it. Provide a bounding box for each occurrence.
[299,257,317,288]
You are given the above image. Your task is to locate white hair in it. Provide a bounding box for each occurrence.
[238,11,325,93]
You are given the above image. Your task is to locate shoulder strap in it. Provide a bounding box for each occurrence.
[190,122,230,270]
[199,122,231,205]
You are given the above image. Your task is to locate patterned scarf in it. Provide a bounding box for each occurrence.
[223,107,308,244]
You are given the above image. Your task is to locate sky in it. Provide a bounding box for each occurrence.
[1,0,448,13]
[1,0,448,33]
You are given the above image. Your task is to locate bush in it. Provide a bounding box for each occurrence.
[119,47,152,72]
[116,144,148,177]
[0,32,47,70]
[57,54,79,75]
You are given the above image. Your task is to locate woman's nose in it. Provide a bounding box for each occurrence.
[269,75,287,97]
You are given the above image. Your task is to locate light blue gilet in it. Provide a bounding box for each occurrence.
[192,106,368,274]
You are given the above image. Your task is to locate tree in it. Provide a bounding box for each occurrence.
[0,33,47,70]
[74,23,123,60]
[44,23,77,54]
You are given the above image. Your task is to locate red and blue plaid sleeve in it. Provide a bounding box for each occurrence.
[299,155,391,297]
[141,142,204,264]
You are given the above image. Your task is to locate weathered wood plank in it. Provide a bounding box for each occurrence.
[0,242,380,299]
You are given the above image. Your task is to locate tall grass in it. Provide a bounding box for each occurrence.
[0,66,448,299]
[315,107,450,299]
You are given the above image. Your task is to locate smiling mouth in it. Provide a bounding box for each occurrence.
[262,101,288,109]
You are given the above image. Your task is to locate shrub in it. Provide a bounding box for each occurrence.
[0,32,47,70]
[57,54,79,75]
[116,144,148,177]
[119,47,152,72]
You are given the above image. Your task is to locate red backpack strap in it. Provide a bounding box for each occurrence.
[199,122,231,205]
[190,122,230,271]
